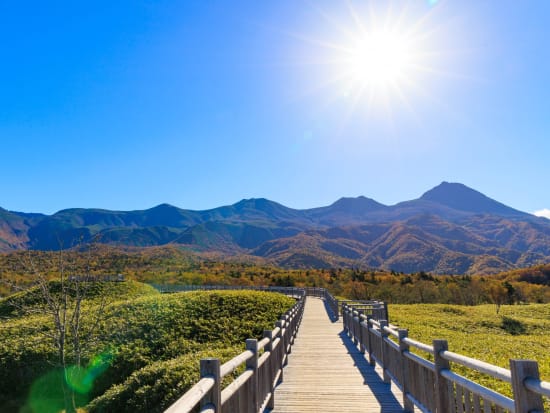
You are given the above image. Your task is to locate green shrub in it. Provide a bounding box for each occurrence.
[0,281,159,318]
[0,290,295,412]
[501,316,527,335]
[87,347,239,413]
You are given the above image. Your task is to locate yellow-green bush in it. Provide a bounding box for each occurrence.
[0,285,294,413]
[389,303,550,400]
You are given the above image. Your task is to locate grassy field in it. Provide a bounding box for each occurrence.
[389,303,550,400]
[0,283,295,413]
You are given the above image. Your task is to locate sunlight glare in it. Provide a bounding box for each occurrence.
[347,30,414,88]
[287,0,463,126]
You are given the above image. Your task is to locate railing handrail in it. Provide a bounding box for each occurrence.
[440,349,513,383]
[164,377,215,413]
[341,301,549,413]
[525,377,550,398]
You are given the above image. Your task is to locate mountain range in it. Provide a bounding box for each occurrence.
[2,182,550,274]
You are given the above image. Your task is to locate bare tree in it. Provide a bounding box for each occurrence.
[4,242,109,413]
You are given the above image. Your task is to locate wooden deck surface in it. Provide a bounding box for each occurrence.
[268,297,405,413]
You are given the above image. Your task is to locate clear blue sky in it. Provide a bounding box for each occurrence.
[1,1,549,216]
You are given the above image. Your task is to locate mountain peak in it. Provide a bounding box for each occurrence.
[420,182,525,217]
[330,196,385,213]
[233,198,278,210]
[228,198,302,222]
[150,203,178,211]
[421,182,477,201]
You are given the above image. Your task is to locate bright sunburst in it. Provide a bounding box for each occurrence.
[346,30,415,89]
[289,1,451,119]
[332,6,435,110]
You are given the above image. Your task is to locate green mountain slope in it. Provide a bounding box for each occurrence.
[2,182,549,274]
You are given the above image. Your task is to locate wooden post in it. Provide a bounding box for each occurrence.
[276,320,285,381]
[433,340,451,413]
[343,305,348,332]
[287,314,293,351]
[398,329,414,413]
[359,316,366,354]
[380,320,391,383]
[342,305,347,332]
[284,315,290,356]
[349,308,354,337]
[264,329,276,409]
[353,310,359,345]
[366,314,375,366]
[200,358,221,412]
[289,311,296,347]
[346,304,353,337]
[246,339,259,413]
[510,359,544,413]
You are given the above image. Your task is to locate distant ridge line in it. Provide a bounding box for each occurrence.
[1,182,549,275]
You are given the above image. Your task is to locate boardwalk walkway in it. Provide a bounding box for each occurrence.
[268,297,404,413]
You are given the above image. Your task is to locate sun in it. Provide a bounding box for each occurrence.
[346,30,415,89]
[333,19,429,106]
[287,1,449,116]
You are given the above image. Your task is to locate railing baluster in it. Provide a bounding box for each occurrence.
[353,310,359,345]
[380,320,390,384]
[359,314,366,355]
[276,320,284,383]
[399,329,414,413]
[200,358,221,413]
[245,339,259,413]
[264,328,276,410]
[510,359,544,413]
[366,314,375,366]
[434,340,451,413]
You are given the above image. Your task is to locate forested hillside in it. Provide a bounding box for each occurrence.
[2,183,550,274]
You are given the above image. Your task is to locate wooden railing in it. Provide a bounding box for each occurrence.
[295,287,341,319]
[154,284,305,299]
[342,302,550,413]
[163,286,309,413]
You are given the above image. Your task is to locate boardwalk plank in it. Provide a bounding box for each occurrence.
[267,297,404,413]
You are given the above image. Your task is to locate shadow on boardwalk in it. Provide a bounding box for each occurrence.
[268,297,403,413]
[323,298,403,410]
[323,299,339,323]
[338,330,404,412]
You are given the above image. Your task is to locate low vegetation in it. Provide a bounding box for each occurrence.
[389,303,550,399]
[0,283,295,413]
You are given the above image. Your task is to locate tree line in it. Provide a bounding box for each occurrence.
[2,246,550,306]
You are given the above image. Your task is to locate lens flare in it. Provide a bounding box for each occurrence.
[66,350,114,394]
[26,349,114,413]
[27,369,86,413]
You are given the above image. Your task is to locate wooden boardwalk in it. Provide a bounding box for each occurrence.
[268,297,405,413]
